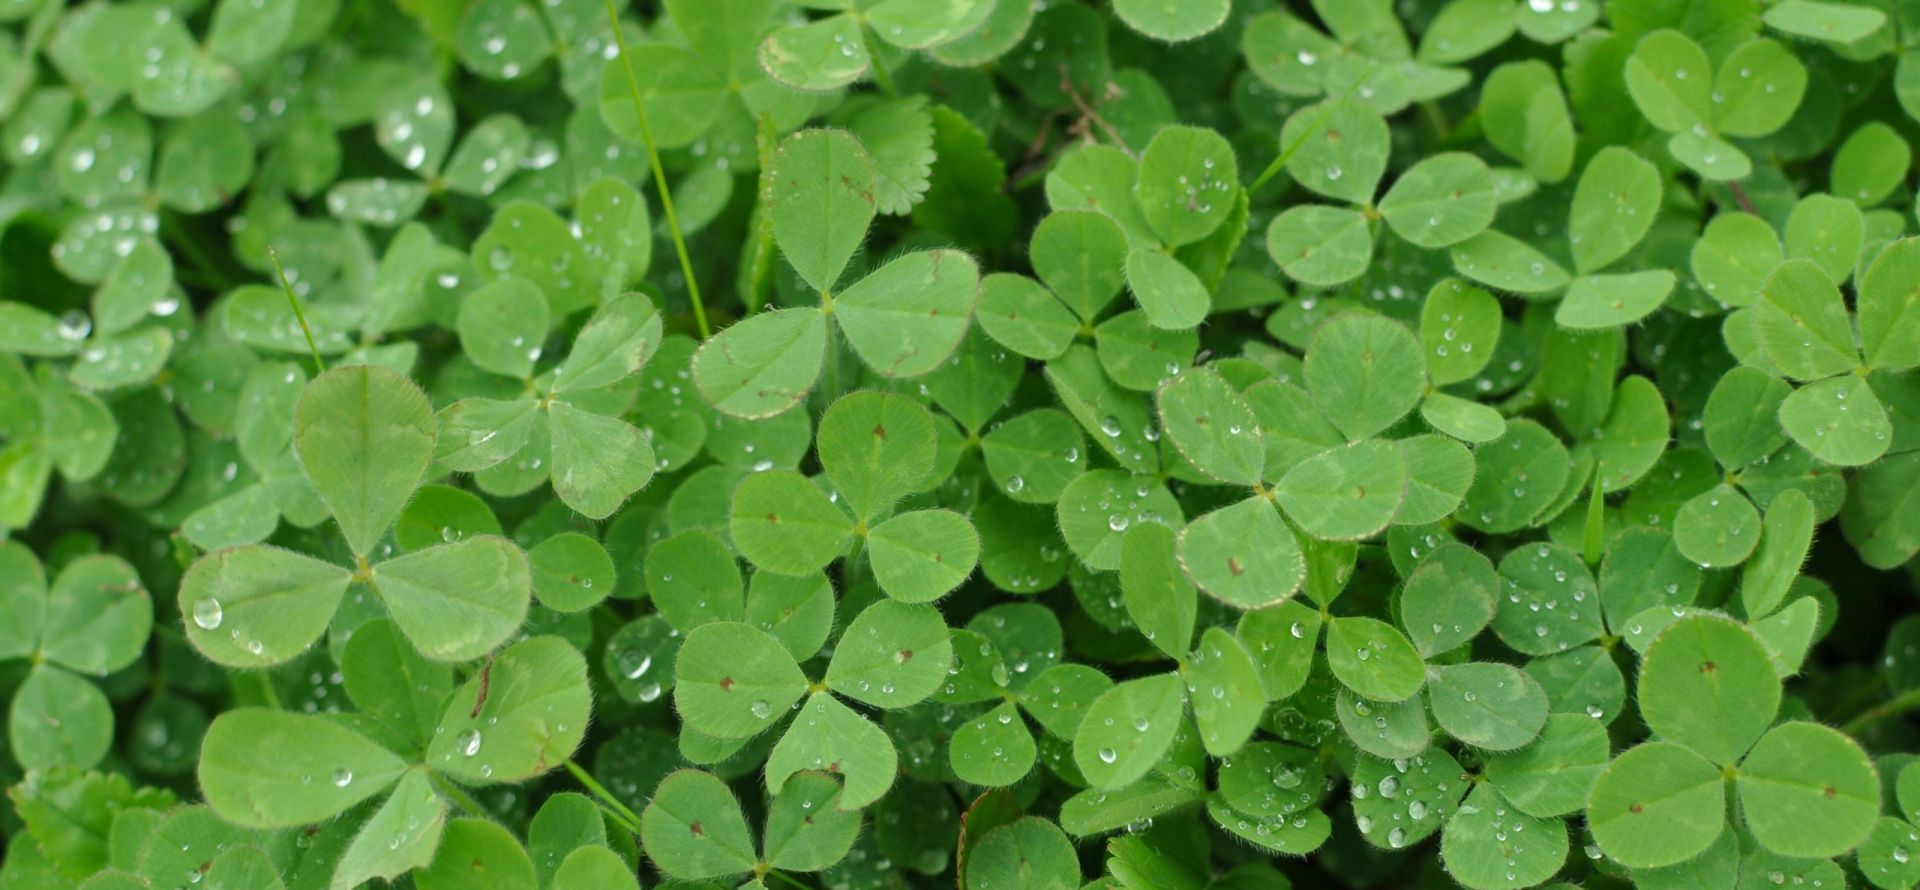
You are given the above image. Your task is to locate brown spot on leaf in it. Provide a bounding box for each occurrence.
[1229,557,1243,576]
[899,649,914,663]
[1629,802,1644,814]
[1699,661,1716,674]
[719,676,735,693]
[690,821,704,837]
[1824,786,1837,798]
[874,424,887,439]
[767,513,779,524]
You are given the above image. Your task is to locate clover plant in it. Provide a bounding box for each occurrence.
[8,0,1920,889]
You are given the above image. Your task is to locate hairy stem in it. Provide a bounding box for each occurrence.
[603,0,711,339]
[1841,687,1920,736]
[267,245,327,376]
[564,759,644,831]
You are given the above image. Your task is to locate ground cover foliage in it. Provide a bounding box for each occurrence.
[6,0,1920,887]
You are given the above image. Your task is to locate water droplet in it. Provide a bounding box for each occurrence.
[456,728,482,757]
[191,598,223,630]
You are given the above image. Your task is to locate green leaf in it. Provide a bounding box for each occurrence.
[549,402,655,519]
[1124,247,1210,330]
[10,665,112,770]
[1132,125,1237,247]
[1265,205,1373,287]
[198,709,406,828]
[730,469,855,576]
[1557,270,1674,330]
[1638,614,1780,765]
[1304,314,1425,441]
[1704,366,1792,468]
[1156,367,1263,486]
[950,701,1038,787]
[1762,0,1886,44]
[551,847,639,890]
[527,532,615,613]
[372,535,531,662]
[1714,38,1807,138]
[1178,495,1303,609]
[767,693,899,809]
[1478,61,1575,183]
[1586,741,1726,868]
[342,618,452,745]
[1624,29,1712,133]
[426,636,590,783]
[979,408,1087,504]
[1051,471,1174,571]
[965,817,1080,890]
[1482,713,1609,818]
[761,771,862,871]
[692,309,828,419]
[178,545,352,668]
[1450,229,1572,294]
[1120,522,1197,660]
[415,817,537,890]
[1283,99,1389,205]
[1377,153,1495,249]
[1691,212,1781,309]
[1492,542,1603,656]
[639,770,758,881]
[40,554,149,675]
[1674,484,1762,568]
[1737,722,1880,858]
[472,202,595,316]
[599,44,727,152]
[1420,278,1501,386]
[1113,0,1228,42]
[1742,488,1815,619]
[293,364,437,558]
[1274,439,1407,541]
[826,599,952,708]
[1325,616,1425,703]
[331,769,448,890]
[1402,543,1498,657]
[835,249,977,377]
[674,622,807,740]
[1785,194,1864,286]
[1185,627,1266,756]
[1667,131,1752,181]
[1073,673,1186,789]
[770,129,876,292]
[1439,785,1568,890]
[868,509,978,603]
[760,14,868,93]
[817,391,936,521]
[1860,238,1920,372]
[1428,662,1548,751]
[551,292,661,394]
[1030,211,1129,322]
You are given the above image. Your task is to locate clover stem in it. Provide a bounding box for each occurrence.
[604,0,711,340]
[1582,463,1605,568]
[858,22,898,97]
[1250,100,1334,194]
[564,759,645,830]
[1840,687,1920,736]
[254,672,283,710]
[267,245,327,376]
[429,772,490,819]
[160,209,236,293]
[765,869,813,890]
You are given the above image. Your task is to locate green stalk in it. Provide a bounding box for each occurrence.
[603,0,711,339]
[1583,463,1606,568]
[267,246,327,376]
[1841,687,1920,736]
[429,772,490,818]
[1249,101,1335,194]
[564,759,644,831]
